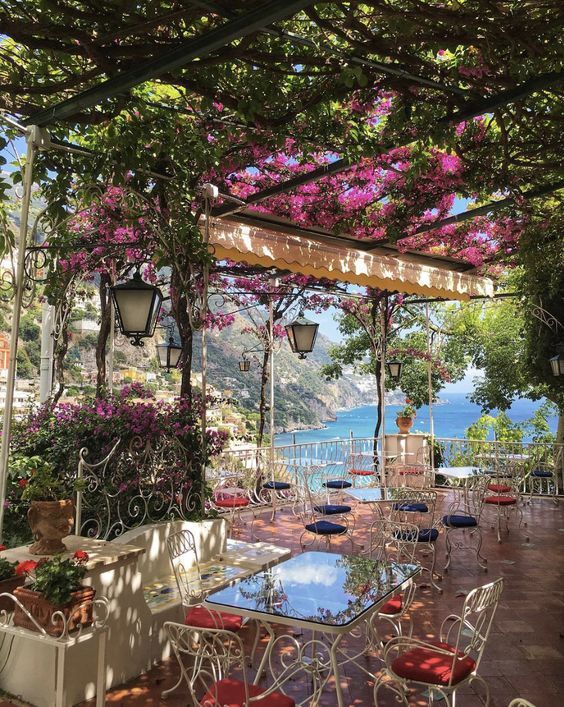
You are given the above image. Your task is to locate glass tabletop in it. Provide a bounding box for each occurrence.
[343,487,405,503]
[206,551,419,629]
[435,466,484,479]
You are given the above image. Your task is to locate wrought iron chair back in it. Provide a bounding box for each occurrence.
[164,622,331,706]
[440,577,504,674]
[167,528,204,605]
[368,519,419,565]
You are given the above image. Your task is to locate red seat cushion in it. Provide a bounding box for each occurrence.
[214,496,250,508]
[487,483,511,493]
[484,495,516,506]
[379,595,402,615]
[399,467,423,476]
[200,678,295,706]
[185,606,243,631]
[349,469,375,476]
[391,640,476,686]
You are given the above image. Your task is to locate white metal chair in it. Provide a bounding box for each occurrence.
[391,488,443,591]
[508,700,536,707]
[297,466,355,551]
[390,446,432,489]
[525,447,560,504]
[482,475,526,543]
[367,519,419,640]
[165,529,260,698]
[374,577,504,706]
[442,476,488,571]
[164,622,331,706]
[209,471,252,537]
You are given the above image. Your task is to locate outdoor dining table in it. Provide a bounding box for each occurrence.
[342,486,407,516]
[434,466,486,502]
[204,551,420,707]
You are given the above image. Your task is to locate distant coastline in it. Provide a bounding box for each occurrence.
[275,395,558,445]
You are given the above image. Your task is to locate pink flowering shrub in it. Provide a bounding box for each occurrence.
[6,388,227,542]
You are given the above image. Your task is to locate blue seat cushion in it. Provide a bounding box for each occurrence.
[417,528,439,542]
[263,480,291,490]
[314,504,351,515]
[531,470,552,478]
[442,514,478,528]
[394,528,439,543]
[323,480,352,489]
[393,502,429,513]
[305,520,347,535]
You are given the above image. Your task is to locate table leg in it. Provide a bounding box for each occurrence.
[329,633,346,707]
[55,645,65,707]
[252,621,275,685]
[96,629,107,707]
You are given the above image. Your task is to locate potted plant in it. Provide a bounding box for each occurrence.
[0,547,24,612]
[12,456,82,555]
[13,550,95,636]
[396,400,416,433]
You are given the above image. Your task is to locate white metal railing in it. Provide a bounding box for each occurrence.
[218,437,564,494]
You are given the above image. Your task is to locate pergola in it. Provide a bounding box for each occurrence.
[0,1,562,536]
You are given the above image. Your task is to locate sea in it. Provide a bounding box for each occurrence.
[275,393,559,446]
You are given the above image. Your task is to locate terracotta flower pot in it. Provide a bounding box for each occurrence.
[27,499,75,555]
[396,416,415,433]
[13,585,95,636]
[0,575,25,613]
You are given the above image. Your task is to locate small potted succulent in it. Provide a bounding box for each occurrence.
[13,550,94,636]
[0,548,24,612]
[396,400,417,433]
[12,455,83,555]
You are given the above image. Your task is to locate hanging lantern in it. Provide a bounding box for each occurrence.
[549,345,564,376]
[285,311,319,359]
[157,336,182,372]
[110,270,163,346]
[239,357,251,372]
[386,359,403,382]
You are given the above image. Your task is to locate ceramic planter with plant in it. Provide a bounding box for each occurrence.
[12,456,83,555]
[13,550,94,636]
[0,548,24,612]
[396,400,416,433]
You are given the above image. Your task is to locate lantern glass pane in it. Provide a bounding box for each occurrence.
[293,323,318,353]
[168,346,182,368]
[114,288,155,334]
[550,353,564,376]
[156,343,169,367]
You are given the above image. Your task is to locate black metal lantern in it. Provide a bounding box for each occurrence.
[156,336,182,372]
[386,359,403,382]
[110,270,163,346]
[285,311,319,359]
[549,344,564,377]
[239,357,251,372]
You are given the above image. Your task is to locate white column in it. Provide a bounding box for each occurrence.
[379,300,387,487]
[269,291,275,457]
[426,303,435,469]
[0,127,38,539]
[39,300,55,402]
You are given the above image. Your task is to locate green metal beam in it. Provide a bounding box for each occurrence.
[364,179,564,246]
[212,157,352,217]
[440,70,564,123]
[23,0,316,127]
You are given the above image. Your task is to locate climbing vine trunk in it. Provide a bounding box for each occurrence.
[95,273,112,396]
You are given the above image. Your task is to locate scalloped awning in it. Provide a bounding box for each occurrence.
[207,218,494,301]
